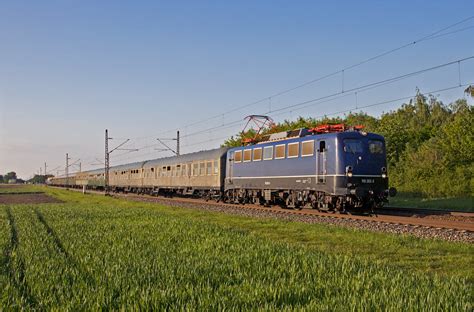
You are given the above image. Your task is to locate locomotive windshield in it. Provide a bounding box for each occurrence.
[369,140,384,154]
[343,139,363,153]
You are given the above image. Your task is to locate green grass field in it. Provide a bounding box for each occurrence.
[0,187,472,310]
[390,193,473,212]
[0,184,45,194]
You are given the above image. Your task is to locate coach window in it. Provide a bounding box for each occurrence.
[199,162,206,175]
[301,140,314,157]
[287,142,299,158]
[253,148,262,161]
[275,144,286,159]
[243,150,252,162]
[213,159,219,175]
[234,150,242,163]
[193,163,199,176]
[206,162,212,175]
[263,146,273,160]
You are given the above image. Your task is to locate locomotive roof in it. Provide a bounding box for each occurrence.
[228,130,385,150]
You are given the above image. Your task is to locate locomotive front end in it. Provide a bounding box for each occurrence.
[339,132,396,209]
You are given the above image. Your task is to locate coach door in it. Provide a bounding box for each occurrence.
[316,140,326,184]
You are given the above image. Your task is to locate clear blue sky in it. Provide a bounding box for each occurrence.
[1,1,473,179]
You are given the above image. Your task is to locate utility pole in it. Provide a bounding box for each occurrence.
[104,129,137,196]
[44,162,47,176]
[40,167,42,176]
[156,131,180,156]
[105,129,110,195]
[79,162,82,172]
[66,153,71,189]
[176,130,180,156]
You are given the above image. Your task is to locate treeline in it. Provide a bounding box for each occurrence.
[0,172,24,184]
[223,92,473,198]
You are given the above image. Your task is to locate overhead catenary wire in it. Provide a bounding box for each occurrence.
[124,15,474,141]
[83,55,474,170]
[178,56,473,140]
[178,83,471,150]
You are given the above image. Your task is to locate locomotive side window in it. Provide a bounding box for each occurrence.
[263,146,273,160]
[287,142,299,158]
[275,144,286,159]
[234,150,242,163]
[301,140,314,157]
[253,148,262,161]
[243,150,252,162]
[369,140,384,154]
[343,139,362,153]
[319,141,326,152]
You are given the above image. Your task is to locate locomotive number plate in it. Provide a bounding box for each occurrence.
[362,178,375,184]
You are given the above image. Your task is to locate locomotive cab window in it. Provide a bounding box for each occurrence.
[343,139,363,153]
[243,150,252,162]
[275,144,285,159]
[369,140,384,154]
[263,146,273,160]
[301,140,314,157]
[253,148,262,161]
[287,142,299,158]
[234,150,242,163]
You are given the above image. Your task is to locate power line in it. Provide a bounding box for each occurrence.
[179,83,471,150]
[178,56,473,140]
[126,15,474,140]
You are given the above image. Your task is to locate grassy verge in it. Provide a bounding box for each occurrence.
[0,187,472,309]
[390,193,473,212]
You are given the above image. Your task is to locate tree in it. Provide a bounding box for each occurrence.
[3,172,17,183]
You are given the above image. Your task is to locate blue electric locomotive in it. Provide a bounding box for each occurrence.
[224,125,396,211]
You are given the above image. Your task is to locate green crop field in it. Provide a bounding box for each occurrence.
[0,184,45,194]
[389,193,473,212]
[0,187,472,310]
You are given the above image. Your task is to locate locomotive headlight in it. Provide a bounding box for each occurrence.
[346,166,353,177]
[382,173,387,179]
[381,167,387,178]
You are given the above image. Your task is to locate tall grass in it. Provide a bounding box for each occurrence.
[0,195,471,310]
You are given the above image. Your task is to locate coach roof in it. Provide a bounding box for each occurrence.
[143,147,229,169]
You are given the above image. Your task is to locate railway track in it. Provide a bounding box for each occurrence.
[50,187,474,242]
[116,193,474,231]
